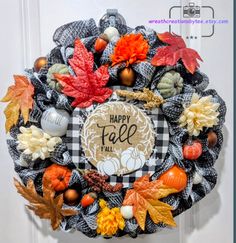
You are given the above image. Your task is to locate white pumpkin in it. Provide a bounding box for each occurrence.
[121,147,146,171]
[120,206,134,219]
[97,157,120,176]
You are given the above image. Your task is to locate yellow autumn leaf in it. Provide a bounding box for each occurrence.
[123,174,177,230]
[1,75,34,132]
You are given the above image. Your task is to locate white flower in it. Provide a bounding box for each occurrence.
[179,93,220,136]
[17,125,62,161]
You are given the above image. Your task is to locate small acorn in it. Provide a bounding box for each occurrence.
[119,67,136,87]
[104,27,120,42]
[63,189,80,205]
[81,192,97,207]
[94,34,109,53]
[34,57,47,72]
[207,131,218,148]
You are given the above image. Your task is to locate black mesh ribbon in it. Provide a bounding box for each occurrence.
[5,17,226,238]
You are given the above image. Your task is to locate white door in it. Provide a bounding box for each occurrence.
[0,1,233,243]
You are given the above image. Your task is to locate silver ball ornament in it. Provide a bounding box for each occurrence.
[41,107,70,137]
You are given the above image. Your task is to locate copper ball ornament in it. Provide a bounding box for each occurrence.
[119,67,136,87]
[34,57,47,72]
[207,131,218,148]
[63,189,80,205]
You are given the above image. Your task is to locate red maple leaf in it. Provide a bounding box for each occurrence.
[55,39,112,108]
[151,32,203,74]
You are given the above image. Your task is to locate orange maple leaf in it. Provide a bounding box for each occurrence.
[14,178,78,230]
[1,75,34,132]
[123,174,177,230]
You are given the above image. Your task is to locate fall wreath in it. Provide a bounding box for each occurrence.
[2,14,226,238]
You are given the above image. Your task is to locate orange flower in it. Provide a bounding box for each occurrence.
[111,33,149,67]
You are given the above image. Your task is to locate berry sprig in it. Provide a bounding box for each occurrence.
[81,170,123,193]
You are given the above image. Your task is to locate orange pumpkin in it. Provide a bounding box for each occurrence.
[43,164,72,191]
[158,165,187,192]
[183,140,202,160]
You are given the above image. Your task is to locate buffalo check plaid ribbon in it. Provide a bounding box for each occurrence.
[66,86,169,187]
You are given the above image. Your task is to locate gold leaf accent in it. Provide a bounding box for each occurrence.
[116,88,164,109]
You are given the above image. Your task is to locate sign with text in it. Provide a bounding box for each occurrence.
[81,102,155,175]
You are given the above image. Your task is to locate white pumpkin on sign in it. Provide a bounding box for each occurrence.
[97,157,120,176]
[121,147,146,171]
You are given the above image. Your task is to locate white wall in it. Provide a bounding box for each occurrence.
[0,1,233,243]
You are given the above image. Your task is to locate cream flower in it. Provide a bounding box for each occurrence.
[179,93,219,136]
[17,125,62,160]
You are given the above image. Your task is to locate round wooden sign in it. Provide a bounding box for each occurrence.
[81,102,155,175]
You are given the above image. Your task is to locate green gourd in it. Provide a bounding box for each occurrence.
[47,64,69,92]
[157,71,184,98]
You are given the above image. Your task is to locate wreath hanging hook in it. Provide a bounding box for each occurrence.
[98,9,126,31]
